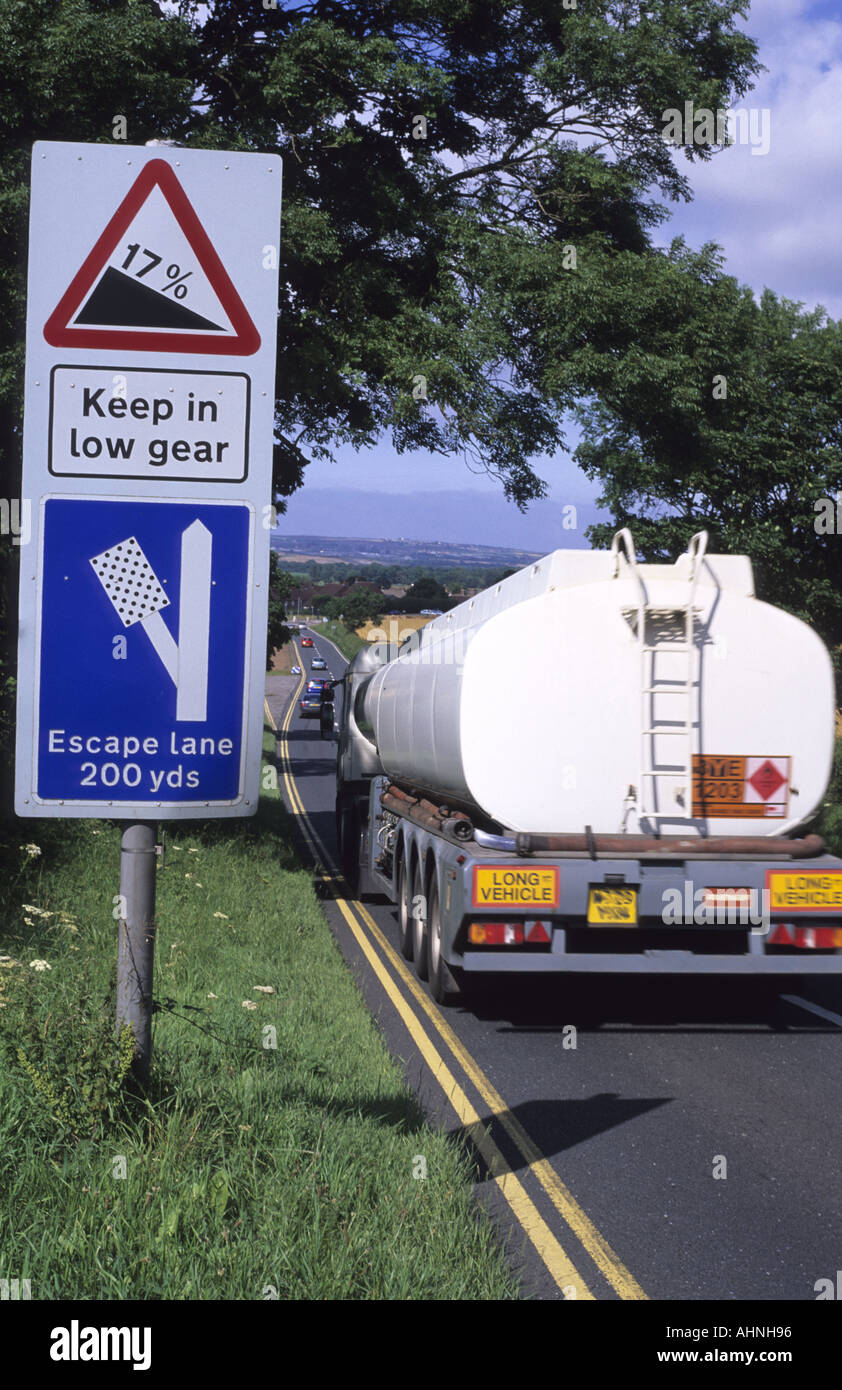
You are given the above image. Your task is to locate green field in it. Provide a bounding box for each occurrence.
[0,729,517,1300]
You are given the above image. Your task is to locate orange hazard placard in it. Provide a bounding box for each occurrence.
[692,755,791,819]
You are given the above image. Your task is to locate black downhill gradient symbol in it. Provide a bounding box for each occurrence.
[74,267,225,332]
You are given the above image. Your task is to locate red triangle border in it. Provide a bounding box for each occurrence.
[43,158,260,356]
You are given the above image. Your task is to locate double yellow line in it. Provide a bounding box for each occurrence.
[265,645,647,1302]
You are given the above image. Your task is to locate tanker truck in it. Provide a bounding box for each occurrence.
[334,529,842,1003]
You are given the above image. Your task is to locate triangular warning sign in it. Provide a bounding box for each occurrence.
[43,159,260,356]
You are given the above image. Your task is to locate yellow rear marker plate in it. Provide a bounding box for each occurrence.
[587,886,637,925]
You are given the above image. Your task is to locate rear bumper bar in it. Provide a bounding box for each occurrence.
[462,951,842,975]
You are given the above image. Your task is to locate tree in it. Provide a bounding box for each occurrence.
[0,0,198,799]
[266,552,296,668]
[186,0,758,506]
[1,0,760,511]
[338,589,383,633]
[317,596,345,620]
[0,0,765,803]
[403,576,452,612]
[566,250,842,652]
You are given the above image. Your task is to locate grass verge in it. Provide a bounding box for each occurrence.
[315,620,368,663]
[0,728,517,1300]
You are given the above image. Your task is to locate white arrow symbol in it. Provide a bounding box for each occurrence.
[176,521,212,721]
[90,521,212,723]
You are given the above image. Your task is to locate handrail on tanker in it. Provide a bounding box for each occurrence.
[610,527,637,579]
[686,530,709,587]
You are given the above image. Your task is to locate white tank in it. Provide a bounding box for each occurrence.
[362,531,835,836]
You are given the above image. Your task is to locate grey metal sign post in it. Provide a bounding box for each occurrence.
[116,823,158,1082]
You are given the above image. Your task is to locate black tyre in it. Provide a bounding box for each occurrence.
[397,857,413,960]
[428,873,460,1006]
[411,858,429,981]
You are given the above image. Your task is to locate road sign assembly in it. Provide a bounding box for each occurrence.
[16,142,282,818]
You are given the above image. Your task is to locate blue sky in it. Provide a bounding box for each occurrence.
[279,0,842,553]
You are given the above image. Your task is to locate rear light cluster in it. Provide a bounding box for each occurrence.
[768,925,842,949]
[468,920,551,946]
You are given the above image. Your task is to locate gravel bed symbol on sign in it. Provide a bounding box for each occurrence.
[90,521,212,722]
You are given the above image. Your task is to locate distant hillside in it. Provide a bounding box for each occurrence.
[270,534,543,570]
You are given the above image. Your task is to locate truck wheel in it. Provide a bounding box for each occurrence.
[397,858,413,960]
[411,859,429,981]
[428,875,460,1006]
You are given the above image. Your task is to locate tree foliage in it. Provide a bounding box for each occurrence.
[266,551,295,667]
[401,576,453,612]
[0,0,198,799]
[1,0,762,509]
[0,0,784,798]
[335,589,383,632]
[566,249,842,647]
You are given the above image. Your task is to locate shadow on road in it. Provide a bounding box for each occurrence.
[448,1091,671,1173]
[457,973,841,1034]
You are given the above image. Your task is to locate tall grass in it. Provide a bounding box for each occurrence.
[0,731,517,1300]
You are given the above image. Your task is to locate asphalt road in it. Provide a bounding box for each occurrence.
[267,624,842,1306]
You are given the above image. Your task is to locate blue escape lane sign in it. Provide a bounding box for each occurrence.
[33,498,252,807]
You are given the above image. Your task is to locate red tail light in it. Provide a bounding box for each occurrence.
[769,924,842,949]
[468,922,524,945]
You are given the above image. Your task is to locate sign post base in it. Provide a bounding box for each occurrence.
[116,821,158,1084]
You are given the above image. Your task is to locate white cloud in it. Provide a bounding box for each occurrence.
[661,4,842,318]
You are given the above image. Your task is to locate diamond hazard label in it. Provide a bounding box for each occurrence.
[748,759,786,802]
[43,160,260,355]
[692,755,791,819]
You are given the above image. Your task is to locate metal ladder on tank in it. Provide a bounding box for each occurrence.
[611,529,708,828]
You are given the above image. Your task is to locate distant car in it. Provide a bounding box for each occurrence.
[311,657,327,670]
[299,693,322,718]
[301,637,314,647]
[306,678,331,695]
